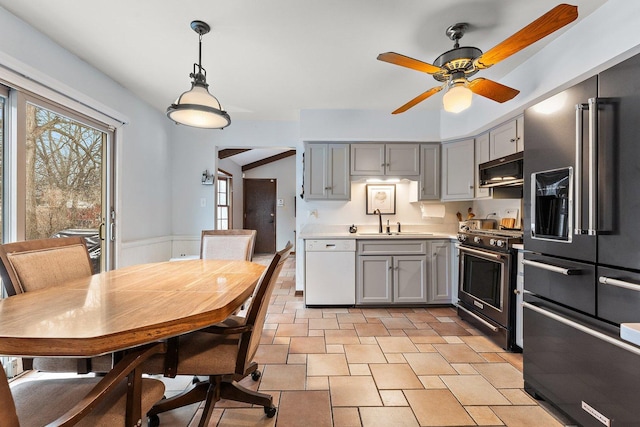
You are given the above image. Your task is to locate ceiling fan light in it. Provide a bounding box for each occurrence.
[443,84,472,113]
[167,83,231,129]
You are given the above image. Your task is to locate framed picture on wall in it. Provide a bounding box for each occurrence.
[366,184,396,215]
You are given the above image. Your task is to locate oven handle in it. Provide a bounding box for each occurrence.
[523,302,640,357]
[458,245,503,260]
[457,304,499,332]
[522,259,581,275]
[599,276,640,292]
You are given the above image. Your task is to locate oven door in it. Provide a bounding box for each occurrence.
[458,245,511,327]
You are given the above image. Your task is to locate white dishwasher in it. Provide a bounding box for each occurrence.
[305,239,356,306]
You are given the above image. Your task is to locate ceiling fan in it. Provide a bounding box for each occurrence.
[377,3,578,114]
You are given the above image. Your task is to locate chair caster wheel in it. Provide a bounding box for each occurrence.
[148,414,160,427]
[251,370,261,381]
[264,405,277,418]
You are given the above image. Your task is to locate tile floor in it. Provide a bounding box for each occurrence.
[13,254,574,426]
[150,254,573,427]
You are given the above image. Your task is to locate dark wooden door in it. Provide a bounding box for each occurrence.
[243,179,276,254]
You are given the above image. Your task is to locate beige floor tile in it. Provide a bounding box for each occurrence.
[442,335,464,343]
[254,344,290,364]
[451,363,478,375]
[465,406,504,426]
[370,364,423,389]
[329,376,382,407]
[481,352,510,363]
[354,323,390,337]
[275,323,309,337]
[500,388,537,405]
[491,405,565,427]
[272,336,291,345]
[306,376,329,390]
[380,317,416,330]
[404,312,438,323]
[349,364,371,375]
[428,321,472,336]
[289,336,326,353]
[259,364,306,391]
[325,329,360,344]
[327,344,345,353]
[461,335,505,353]
[441,375,511,406]
[344,344,387,364]
[376,336,419,353]
[266,313,296,324]
[404,352,457,375]
[295,309,324,319]
[359,407,419,427]
[216,408,276,427]
[337,313,368,323]
[405,389,476,426]
[276,390,332,427]
[332,407,362,427]
[379,390,409,406]
[473,362,525,389]
[359,336,378,344]
[307,353,350,376]
[362,308,391,318]
[287,353,307,364]
[499,351,524,371]
[309,318,340,330]
[418,375,447,389]
[384,353,406,364]
[433,343,487,363]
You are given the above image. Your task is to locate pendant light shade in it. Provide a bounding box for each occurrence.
[442,81,472,113]
[167,20,230,129]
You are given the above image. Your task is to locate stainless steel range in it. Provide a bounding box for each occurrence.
[456,224,523,351]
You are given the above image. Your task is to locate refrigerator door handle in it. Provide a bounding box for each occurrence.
[599,276,640,292]
[522,259,582,275]
[588,97,599,236]
[523,302,640,357]
[574,103,588,235]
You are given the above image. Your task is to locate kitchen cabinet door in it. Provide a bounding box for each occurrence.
[474,133,491,199]
[489,117,523,160]
[441,139,475,200]
[385,144,420,176]
[428,240,453,303]
[394,256,428,303]
[350,144,385,176]
[418,144,440,200]
[304,143,350,200]
[357,255,393,304]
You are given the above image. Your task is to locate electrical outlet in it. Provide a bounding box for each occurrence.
[503,208,519,219]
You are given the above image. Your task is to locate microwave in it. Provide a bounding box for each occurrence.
[479,152,524,188]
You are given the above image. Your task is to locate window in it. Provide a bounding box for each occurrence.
[216,169,232,230]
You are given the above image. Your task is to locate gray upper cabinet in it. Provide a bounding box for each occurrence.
[304,143,350,200]
[418,144,440,200]
[474,133,491,199]
[351,143,419,176]
[489,116,524,159]
[441,138,475,200]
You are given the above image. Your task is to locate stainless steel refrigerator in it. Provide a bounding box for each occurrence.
[523,51,640,426]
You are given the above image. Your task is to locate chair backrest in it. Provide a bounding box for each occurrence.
[0,237,93,296]
[200,229,257,261]
[236,241,292,374]
[0,367,20,427]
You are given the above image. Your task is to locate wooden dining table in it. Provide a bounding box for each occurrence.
[0,259,266,357]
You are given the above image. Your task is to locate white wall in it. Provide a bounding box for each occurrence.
[244,155,297,252]
[0,6,174,267]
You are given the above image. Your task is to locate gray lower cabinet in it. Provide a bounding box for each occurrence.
[357,240,427,305]
[428,240,453,303]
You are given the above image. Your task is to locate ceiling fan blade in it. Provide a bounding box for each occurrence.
[467,78,520,103]
[377,52,442,75]
[474,3,578,69]
[392,86,444,114]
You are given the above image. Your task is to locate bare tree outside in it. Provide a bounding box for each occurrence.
[25,103,103,240]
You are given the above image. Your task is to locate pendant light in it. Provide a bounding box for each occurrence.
[167,20,231,129]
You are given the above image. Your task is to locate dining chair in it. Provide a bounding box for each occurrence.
[200,229,257,261]
[145,241,293,427]
[0,343,166,427]
[0,237,112,374]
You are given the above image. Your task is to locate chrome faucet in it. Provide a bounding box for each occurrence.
[374,209,383,233]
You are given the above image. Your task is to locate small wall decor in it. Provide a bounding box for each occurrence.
[366,184,396,215]
[202,170,214,185]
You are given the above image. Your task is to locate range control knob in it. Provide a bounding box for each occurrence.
[496,240,505,248]
[489,239,497,246]
[457,234,467,242]
[473,236,482,244]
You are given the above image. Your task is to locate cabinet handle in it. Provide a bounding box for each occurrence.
[457,304,499,332]
[324,186,332,190]
[599,276,640,292]
[510,138,516,143]
[522,259,581,275]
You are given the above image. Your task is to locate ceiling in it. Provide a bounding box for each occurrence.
[0,1,607,125]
